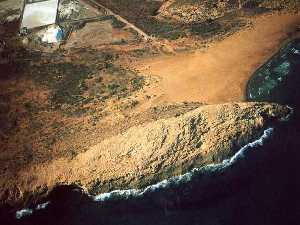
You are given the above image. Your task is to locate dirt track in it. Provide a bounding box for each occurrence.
[134,12,300,105]
[81,0,152,40]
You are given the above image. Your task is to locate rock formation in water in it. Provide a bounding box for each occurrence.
[0,102,291,206]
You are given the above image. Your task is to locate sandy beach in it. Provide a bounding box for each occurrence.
[134,12,300,104]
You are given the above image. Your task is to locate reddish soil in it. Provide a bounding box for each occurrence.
[134,12,300,105]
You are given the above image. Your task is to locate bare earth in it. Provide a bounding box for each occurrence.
[134,12,300,105]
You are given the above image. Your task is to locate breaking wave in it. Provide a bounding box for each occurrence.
[92,127,274,201]
[16,127,274,220]
[15,201,50,220]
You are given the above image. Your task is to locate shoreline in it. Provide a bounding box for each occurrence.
[1,3,300,224]
[14,127,276,220]
[132,12,300,106]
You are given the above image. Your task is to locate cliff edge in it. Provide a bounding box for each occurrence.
[0,102,291,207]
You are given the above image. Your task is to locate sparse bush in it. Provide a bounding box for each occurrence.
[137,18,186,40]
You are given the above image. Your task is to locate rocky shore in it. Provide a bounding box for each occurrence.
[1,1,299,224]
[0,102,291,208]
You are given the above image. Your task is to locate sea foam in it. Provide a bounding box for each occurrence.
[16,128,274,219]
[92,128,274,202]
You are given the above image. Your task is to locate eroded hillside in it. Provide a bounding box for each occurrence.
[1,102,291,205]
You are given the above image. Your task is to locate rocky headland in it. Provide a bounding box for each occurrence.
[0,102,291,207]
[0,1,300,224]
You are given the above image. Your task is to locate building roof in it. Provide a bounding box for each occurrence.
[21,0,59,29]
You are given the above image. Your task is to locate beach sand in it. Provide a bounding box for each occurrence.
[134,12,300,105]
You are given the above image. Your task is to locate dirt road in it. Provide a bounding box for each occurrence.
[134,12,300,105]
[81,0,152,40]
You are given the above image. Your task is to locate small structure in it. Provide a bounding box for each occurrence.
[20,0,60,30]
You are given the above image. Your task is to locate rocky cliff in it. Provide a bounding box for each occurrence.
[0,102,291,207]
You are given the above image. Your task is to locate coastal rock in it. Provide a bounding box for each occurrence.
[0,102,291,206]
